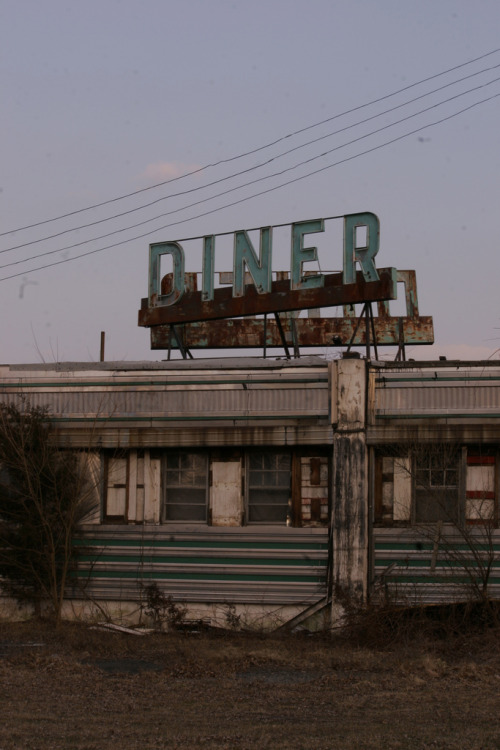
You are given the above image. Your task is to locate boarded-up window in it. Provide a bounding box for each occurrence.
[374,453,411,525]
[164,452,208,522]
[247,452,291,524]
[211,460,242,526]
[104,455,128,521]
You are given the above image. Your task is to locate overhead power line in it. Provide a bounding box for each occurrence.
[1,89,498,284]
[3,62,500,258]
[2,46,500,237]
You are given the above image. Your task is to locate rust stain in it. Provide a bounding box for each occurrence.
[138,268,398,326]
[150,315,434,349]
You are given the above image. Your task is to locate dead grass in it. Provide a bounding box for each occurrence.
[1,620,500,749]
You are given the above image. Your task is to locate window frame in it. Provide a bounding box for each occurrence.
[103,451,129,523]
[465,447,498,527]
[413,448,461,525]
[374,446,466,527]
[245,449,292,525]
[162,450,210,524]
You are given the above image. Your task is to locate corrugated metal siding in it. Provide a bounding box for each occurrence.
[374,366,500,419]
[373,528,500,604]
[0,368,329,423]
[73,526,329,605]
[10,385,327,420]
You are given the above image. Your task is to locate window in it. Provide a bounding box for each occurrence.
[374,447,461,526]
[164,452,208,522]
[414,450,459,523]
[103,451,147,523]
[466,451,497,525]
[299,455,330,526]
[247,451,291,523]
[104,453,128,522]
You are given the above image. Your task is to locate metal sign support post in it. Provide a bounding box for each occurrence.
[346,302,379,360]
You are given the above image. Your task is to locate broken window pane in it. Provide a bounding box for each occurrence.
[164,452,208,522]
[247,451,291,524]
[415,450,459,523]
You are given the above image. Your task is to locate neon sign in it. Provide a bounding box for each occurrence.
[139,212,398,327]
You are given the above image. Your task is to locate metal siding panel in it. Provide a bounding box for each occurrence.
[72,527,329,604]
[0,382,328,420]
[374,366,500,419]
[373,527,500,605]
[376,385,500,416]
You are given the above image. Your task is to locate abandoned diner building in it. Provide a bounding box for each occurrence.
[1,212,499,627]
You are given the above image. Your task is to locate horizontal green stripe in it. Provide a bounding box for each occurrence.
[376,558,500,569]
[376,413,500,420]
[74,539,328,551]
[0,377,328,389]
[50,414,327,423]
[374,542,434,551]
[376,376,500,384]
[79,555,324,566]
[385,575,500,585]
[374,542,500,552]
[74,570,325,582]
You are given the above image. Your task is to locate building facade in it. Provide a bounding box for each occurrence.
[0,355,498,626]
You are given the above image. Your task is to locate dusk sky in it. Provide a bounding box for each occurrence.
[2,0,499,363]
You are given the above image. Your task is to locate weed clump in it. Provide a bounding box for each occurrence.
[140,583,187,631]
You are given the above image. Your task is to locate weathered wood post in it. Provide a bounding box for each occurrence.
[330,355,369,607]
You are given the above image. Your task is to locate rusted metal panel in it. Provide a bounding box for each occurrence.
[161,272,198,295]
[378,269,420,318]
[148,268,432,349]
[138,267,398,326]
[150,315,434,349]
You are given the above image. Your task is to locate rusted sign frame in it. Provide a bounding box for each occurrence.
[346,302,379,360]
[147,270,433,351]
[139,267,398,327]
[150,314,434,350]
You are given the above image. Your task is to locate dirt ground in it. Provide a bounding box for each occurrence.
[1,620,500,750]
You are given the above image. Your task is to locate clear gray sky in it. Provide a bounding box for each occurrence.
[1,0,499,363]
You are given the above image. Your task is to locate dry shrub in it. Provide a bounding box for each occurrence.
[336,586,500,649]
[0,401,99,623]
[140,582,187,631]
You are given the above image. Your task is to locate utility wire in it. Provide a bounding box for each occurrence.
[1,89,498,283]
[2,46,500,237]
[4,60,500,256]
[3,74,499,271]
